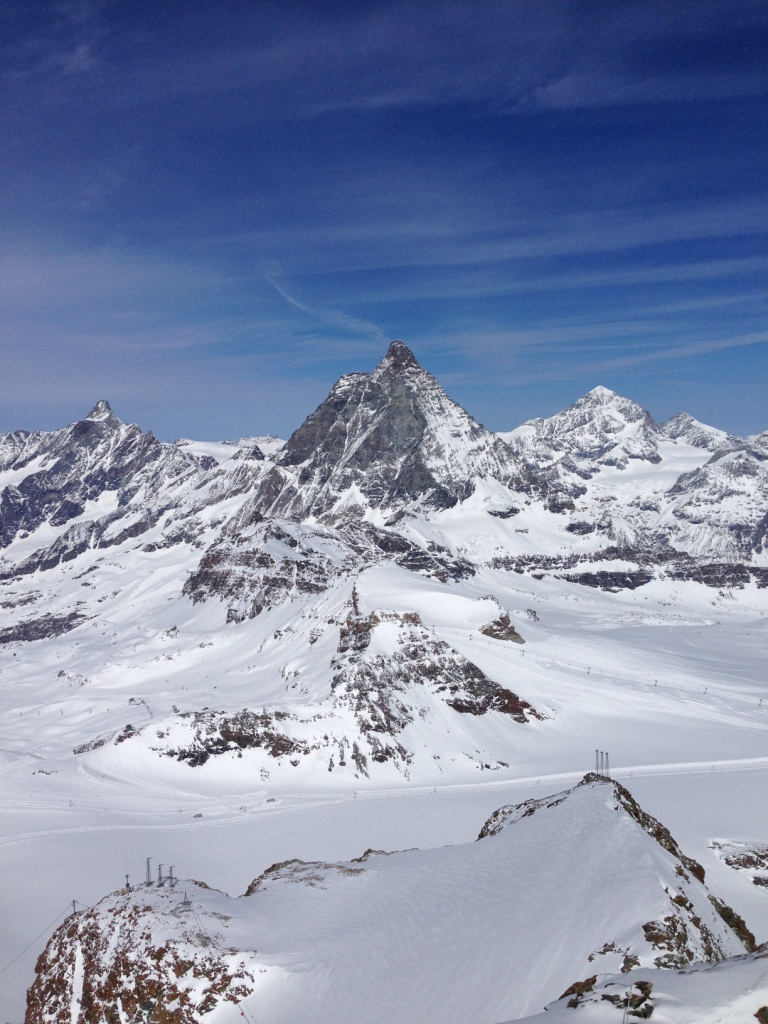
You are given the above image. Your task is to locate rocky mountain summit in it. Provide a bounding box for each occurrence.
[660,411,743,452]
[501,382,768,569]
[24,776,755,1024]
[236,339,541,524]
[0,400,196,558]
[503,384,665,472]
[2,343,764,599]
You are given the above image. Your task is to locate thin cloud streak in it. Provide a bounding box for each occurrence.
[10,0,763,115]
[264,272,387,344]
[429,328,768,383]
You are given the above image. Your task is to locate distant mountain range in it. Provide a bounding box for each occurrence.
[1,341,766,785]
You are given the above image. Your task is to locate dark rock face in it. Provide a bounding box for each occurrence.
[0,611,88,644]
[182,519,358,621]
[243,341,541,522]
[480,613,525,643]
[163,708,312,765]
[560,570,653,592]
[488,506,520,519]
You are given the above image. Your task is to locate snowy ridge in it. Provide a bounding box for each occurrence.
[660,411,742,452]
[24,777,755,1024]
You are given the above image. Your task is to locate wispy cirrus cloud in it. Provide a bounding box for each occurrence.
[7,0,765,119]
[263,271,387,345]
[1,1,766,438]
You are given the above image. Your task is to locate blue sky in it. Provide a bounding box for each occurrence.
[2,0,767,440]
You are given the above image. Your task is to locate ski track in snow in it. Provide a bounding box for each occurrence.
[1,755,767,846]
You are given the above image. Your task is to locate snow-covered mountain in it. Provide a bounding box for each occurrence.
[2,342,767,1023]
[0,343,766,784]
[23,776,756,1024]
[660,410,742,452]
[501,383,768,569]
[0,401,273,586]
[247,339,540,522]
[501,384,666,471]
[1,344,766,780]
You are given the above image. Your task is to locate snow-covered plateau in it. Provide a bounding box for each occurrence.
[1,342,766,1022]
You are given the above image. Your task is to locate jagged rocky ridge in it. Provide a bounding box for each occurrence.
[0,402,272,580]
[502,383,768,568]
[103,603,541,778]
[24,777,756,1024]
[2,342,766,604]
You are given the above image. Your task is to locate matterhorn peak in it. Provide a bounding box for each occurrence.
[249,340,538,519]
[377,339,421,373]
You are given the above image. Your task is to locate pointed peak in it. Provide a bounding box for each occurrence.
[86,400,116,422]
[378,340,421,372]
[572,385,651,422]
[584,385,618,401]
[661,411,694,433]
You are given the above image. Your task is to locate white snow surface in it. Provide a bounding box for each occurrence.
[512,948,768,1024]
[1,364,767,1022]
[21,779,755,1024]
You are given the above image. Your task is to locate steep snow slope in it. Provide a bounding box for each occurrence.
[24,777,755,1024]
